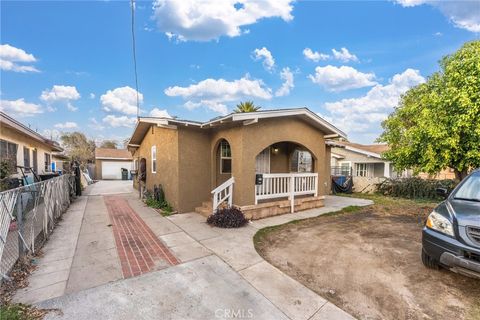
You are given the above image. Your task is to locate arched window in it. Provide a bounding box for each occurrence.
[219,140,232,174]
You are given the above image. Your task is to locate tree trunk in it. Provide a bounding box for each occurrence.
[454,168,469,181]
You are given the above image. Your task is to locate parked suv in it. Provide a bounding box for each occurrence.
[422,169,480,279]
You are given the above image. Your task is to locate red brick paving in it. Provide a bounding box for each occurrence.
[104,196,179,278]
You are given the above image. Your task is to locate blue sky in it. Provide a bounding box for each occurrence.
[1,0,479,145]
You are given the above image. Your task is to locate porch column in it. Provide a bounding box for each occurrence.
[384,162,390,178]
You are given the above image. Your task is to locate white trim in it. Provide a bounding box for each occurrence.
[219,140,232,174]
[151,145,157,174]
[344,145,382,159]
[96,157,133,161]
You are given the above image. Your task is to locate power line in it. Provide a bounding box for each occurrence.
[130,0,140,119]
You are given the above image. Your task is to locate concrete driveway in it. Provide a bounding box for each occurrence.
[87,180,135,196]
[14,179,372,319]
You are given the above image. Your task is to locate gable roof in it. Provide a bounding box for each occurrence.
[128,107,347,146]
[0,112,63,152]
[329,141,388,159]
[95,148,132,160]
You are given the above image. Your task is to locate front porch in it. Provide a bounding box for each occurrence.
[199,140,325,220]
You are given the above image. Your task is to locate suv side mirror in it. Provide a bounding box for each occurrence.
[436,187,448,199]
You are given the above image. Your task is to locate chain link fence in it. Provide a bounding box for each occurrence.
[0,174,77,282]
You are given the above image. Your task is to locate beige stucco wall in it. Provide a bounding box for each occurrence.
[133,117,331,213]
[177,127,212,213]
[0,125,55,177]
[269,142,291,173]
[95,159,102,180]
[132,125,180,210]
[217,117,329,206]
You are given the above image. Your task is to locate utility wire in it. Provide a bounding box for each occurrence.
[130,0,140,119]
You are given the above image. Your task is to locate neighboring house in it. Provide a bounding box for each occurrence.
[94,148,133,180]
[0,112,63,183]
[52,152,69,173]
[329,141,412,192]
[127,108,346,219]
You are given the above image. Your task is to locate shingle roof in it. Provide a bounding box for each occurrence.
[95,148,132,160]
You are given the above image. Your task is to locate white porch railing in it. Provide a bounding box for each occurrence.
[255,173,318,213]
[211,177,235,214]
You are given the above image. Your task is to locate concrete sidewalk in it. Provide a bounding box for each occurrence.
[14,180,372,319]
[39,255,289,320]
[165,195,372,320]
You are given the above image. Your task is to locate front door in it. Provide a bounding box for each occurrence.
[256,147,270,173]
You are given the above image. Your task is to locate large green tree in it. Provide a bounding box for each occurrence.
[379,40,480,180]
[100,140,117,149]
[60,132,96,165]
[233,101,261,113]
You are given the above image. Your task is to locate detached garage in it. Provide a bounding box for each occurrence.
[94,148,133,180]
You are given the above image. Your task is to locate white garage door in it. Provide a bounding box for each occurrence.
[101,161,132,180]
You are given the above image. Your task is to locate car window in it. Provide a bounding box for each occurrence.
[454,172,480,201]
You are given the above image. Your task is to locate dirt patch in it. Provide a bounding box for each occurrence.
[255,197,480,320]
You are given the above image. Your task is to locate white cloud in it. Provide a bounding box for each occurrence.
[275,67,294,97]
[303,48,329,62]
[40,85,80,101]
[331,48,359,63]
[89,93,96,99]
[42,129,61,141]
[395,0,480,32]
[88,117,105,130]
[252,47,275,71]
[308,65,377,92]
[152,0,294,41]
[184,100,229,115]
[40,85,80,112]
[102,115,137,128]
[165,75,272,114]
[54,121,78,129]
[0,99,43,116]
[149,108,172,118]
[100,86,143,115]
[0,44,39,73]
[322,68,425,135]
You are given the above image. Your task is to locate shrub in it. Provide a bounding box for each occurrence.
[207,207,248,228]
[376,178,457,200]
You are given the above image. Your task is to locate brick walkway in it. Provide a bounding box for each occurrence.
[104,196,178,278]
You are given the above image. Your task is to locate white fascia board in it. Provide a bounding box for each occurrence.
[96,157,133,161]
[345,146,383,159]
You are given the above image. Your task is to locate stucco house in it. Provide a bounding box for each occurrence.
[0,111,63,184]
[94,148,133,180]
[127,108,346,219]
[330,141,413,192]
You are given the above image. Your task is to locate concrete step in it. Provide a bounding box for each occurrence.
[195,206,212,218]
[202,201,213,208]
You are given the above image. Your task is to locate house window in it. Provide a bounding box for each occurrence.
[290,149,313,173]
[151,146,157,173]
[32,149,38,173]
[23,146,30,168]
[0,139,18,172]
[44,153,51,172]
[355,163,368,177]
[220,140,232,174]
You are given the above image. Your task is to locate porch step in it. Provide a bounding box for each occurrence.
[195,200,213,218]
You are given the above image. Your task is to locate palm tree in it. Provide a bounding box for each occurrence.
[233,101,261,113]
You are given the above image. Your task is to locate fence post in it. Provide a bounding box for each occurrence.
[17,193,25,260]
[290,175,295,213]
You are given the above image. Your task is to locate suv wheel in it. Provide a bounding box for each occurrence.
[421,249,439,269]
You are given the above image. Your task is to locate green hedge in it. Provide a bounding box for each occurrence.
[376,177,458,200]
